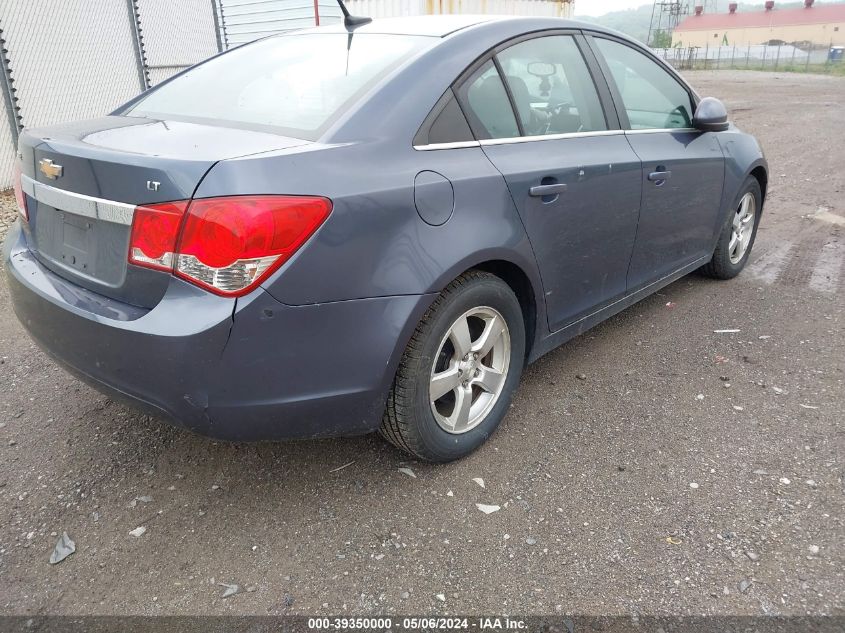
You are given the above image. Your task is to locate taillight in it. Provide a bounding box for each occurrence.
[127,195,331,297]
[13,164,28,221]
[128,201,189,271]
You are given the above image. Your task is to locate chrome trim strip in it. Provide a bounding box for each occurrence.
[479,129,623,146]
[413,128,700,150]
[20,174,36,198]
[413,140,481,151]
[22,175,135,225]
[624,127,699,135]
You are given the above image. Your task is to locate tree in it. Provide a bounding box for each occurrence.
[651,29,673,48]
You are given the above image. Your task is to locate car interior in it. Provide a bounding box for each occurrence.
[464,36,608,139]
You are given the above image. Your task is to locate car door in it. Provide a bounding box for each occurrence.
[588,35,726,291]
[455,33,643,332]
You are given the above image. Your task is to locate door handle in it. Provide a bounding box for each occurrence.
[648,170,672,182]
[529,183,568,197]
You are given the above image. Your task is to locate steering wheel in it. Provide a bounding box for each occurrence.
[540,102,578,134]
[543,102,573,116]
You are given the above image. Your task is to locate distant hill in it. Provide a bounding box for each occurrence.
[577,5,654,44]
[576,0,845,45]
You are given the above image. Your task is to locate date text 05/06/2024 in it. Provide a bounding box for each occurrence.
[306,617,528,630]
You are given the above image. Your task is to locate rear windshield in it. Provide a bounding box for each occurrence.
[125,33,432,140]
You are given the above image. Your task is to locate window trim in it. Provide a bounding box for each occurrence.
[584,32,701,133]
[413,28,623,150]
[413,87,475,147]
[413,139,481,151]
[454,59,521,141]
[413,129,631,151]
[492,55,526,138]
[480,129,624,146]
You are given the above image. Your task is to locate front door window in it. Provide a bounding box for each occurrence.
[594,38,695,130]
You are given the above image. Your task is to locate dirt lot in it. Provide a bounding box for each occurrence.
[0,71,842,617]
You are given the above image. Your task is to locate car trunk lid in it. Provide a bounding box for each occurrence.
[18,116,308,308]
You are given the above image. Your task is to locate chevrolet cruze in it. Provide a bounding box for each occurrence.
[3,15,767,461]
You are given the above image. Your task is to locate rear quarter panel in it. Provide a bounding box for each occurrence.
[197,142,544,310]
[199,141,546,435]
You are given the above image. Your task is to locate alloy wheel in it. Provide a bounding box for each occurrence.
[429,307,511,434]
[729,192,756,264]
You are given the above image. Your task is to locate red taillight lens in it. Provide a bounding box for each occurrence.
[128,201,189,271]
[13,164,28,221]
[176,196,332,296]
[127,195,331,297]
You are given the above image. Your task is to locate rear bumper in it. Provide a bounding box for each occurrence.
[3,223,432,440]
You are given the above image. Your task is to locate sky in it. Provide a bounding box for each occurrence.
[573,0,650,16]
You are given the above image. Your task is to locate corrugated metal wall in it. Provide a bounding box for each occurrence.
[216,0,573,44]
[219,0,343,46]
[346,0,572,18]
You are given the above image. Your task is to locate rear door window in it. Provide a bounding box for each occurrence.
[593,37,695,130]
[415,90,475,146]
[456,61,520,140]
[126,33,432,140]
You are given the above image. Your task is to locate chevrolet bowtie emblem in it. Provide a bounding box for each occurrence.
[39,158,63,179]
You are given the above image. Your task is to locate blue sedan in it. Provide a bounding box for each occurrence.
[3,15,767,461]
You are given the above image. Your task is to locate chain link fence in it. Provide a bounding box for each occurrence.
[0,23,18,192]
[0,0,840,189]
[136,0,221,86]
[0,0,221,188]
[653,43,844,73]
[0,0,576,188]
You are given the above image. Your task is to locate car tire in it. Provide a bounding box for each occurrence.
[380,270,526,462]
[700,176,762,279]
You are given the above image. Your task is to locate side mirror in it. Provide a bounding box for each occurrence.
[693,97,729,132]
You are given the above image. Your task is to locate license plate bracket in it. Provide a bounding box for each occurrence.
[59,213,95,273]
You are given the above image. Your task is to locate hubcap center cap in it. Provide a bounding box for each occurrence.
[459,355,479,377]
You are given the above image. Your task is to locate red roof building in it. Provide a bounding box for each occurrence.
[672,2,845,46]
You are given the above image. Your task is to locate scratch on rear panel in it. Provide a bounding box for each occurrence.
[220,297,237,359]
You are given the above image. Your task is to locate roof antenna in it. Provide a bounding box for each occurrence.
[336,0,372,28]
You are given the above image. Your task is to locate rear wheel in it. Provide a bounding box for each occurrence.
[701,176,762,279]
[380,271,525,462]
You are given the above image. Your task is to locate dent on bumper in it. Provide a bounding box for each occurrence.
[3,223,433,440]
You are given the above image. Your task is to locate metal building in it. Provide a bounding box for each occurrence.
[219,0,574,46]
[673,0,845,47]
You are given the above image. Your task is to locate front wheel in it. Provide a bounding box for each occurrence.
[380,271,526,462]
[700,176,762,279]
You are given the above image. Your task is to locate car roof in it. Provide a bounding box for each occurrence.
[296,14,601,38]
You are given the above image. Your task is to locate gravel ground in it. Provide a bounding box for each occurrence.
[0,191,16,238]
[0,71,842,617]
